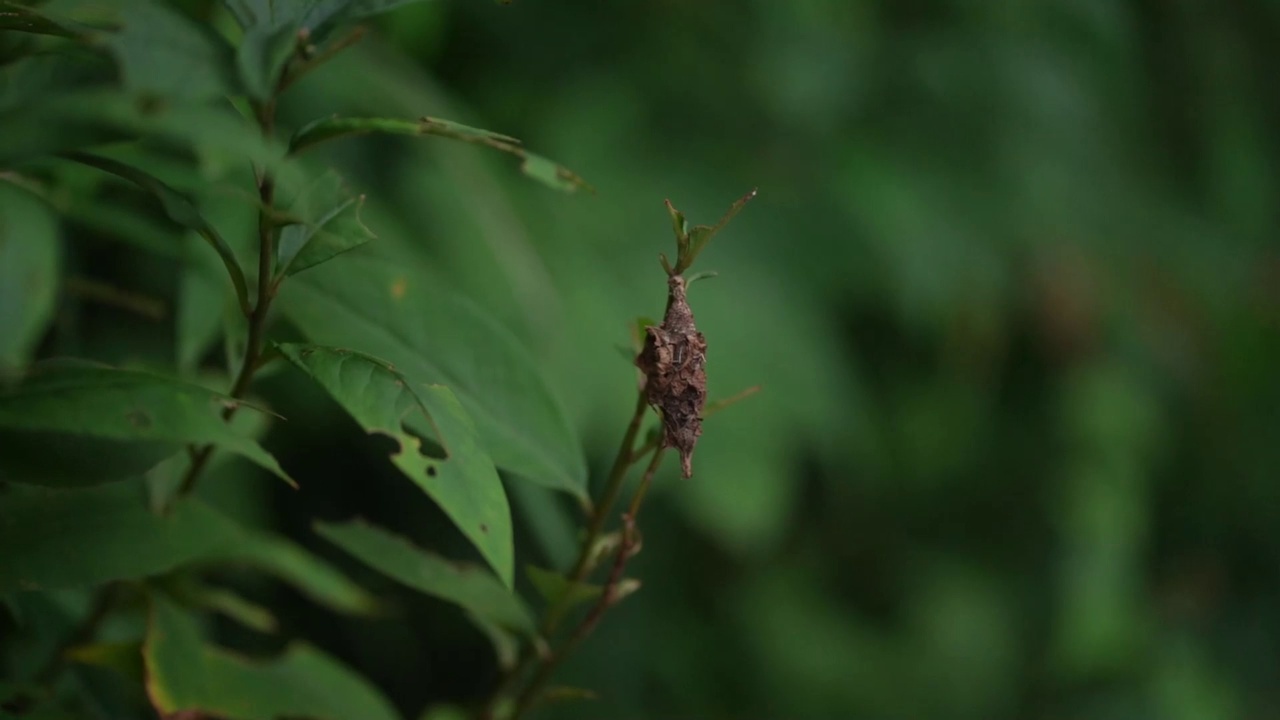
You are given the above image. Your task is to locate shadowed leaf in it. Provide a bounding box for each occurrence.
[106,0,240,102]
[0,364,291,485]
[278,344,513,584]
[63,152,251,316]
[316,520,535,638]
[0,184,61,370]
[277,253,586,496]
[145,595,397,720]
[526,565,601,610]
[0,480,374,614]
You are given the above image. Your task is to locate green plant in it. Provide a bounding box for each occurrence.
[0,2,754,719]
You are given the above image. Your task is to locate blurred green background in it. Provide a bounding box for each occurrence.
[12,0,1280,718]
[251,1,1280,718]
[294,3,1277,718]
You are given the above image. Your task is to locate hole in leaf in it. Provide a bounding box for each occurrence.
[480,523,489,534]
[368,432,403,458]
[426,465,437,477]
[401,424,446,460]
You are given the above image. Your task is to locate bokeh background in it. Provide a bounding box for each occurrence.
[273,2,1280,718]
[16,1,1280,719]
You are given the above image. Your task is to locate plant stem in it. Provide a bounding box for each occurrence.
[177,99,279,499]
[32,583,124,686]
[626,445,665,522]
[543,388,648,634]
[278,25,366,93]
[509,449,666,720]
[477,389,650,719]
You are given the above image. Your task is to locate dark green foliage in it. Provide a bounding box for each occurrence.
[3,1,1277,720]
[0,1,589,717]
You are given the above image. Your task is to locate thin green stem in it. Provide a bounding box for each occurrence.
[542,388,648,635]
[177,98,279,499]
[509,450,666,720]
[32,583,123,687]
[477,389,650,720]
[626,446,666,521]
[278,25,366,94]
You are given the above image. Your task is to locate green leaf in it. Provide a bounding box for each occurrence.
[525,565,601,610]
[63,152,252,317]
[177,237,233,373]
[0,430,178,488]
[106,0,240,102]
[0,364,292,486]
[316,520,535,637]
[0,480,375,614]
[145,595,398,720]
[157,575,279,633]
[287,115,591,193]
[0,3,98,38]
[278,344,513,583]
[66,641,145,682]
[236,22,297,100]
[671,188,755,273]
[0,91,127,165]
[226,0,432,52]
[0,184,61,370]
[276,170,376,277]
[341,0,437,20]
[277,253,586,496]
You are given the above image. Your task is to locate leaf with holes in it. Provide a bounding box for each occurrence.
[277,254,585,496]
[278,344,513,584]
[0,480,373,614]
[145,594,397,720]
[316,520,535,638]
[0,363,292,486]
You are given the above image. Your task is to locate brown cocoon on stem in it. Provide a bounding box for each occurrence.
[636,275,707,478]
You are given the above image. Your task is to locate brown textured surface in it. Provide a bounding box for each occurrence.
[636,275,707,478]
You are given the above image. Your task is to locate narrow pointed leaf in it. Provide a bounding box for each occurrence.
[63,152,251,316]
[66,641,145,682]
[145,595,397,720]
[158,576,279,633]
[277,254,586,496]
[670,189,755,273]
[287,115,589,192]
[525,565,601,610]
[0,364,292,486]
[0,184,61,370]
[223,0,424,48]
[278,344,513,583]
[0,3,98,38]
[0,481,374,614]
[317,520,535,637]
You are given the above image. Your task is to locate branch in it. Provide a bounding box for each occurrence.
[177,97,280,499]
[509,450,664,720]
